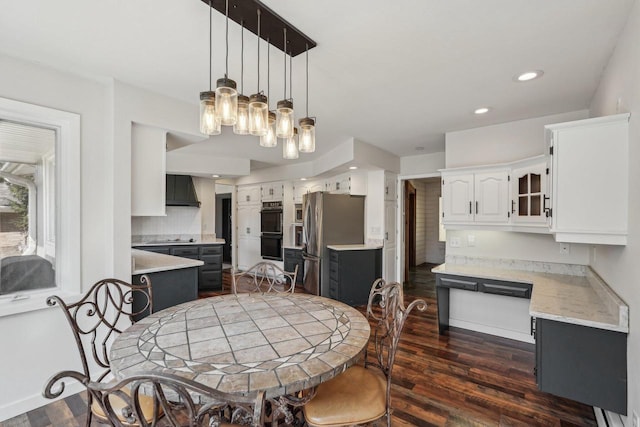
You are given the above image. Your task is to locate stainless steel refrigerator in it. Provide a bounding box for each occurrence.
[302,192,365,296]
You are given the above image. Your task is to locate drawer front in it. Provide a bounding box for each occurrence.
[330,251,339,262]
[329,278,339,299]
[200,254,222,267]
[200,245,222,255]
[480,281,531,299]
[199,269,222,291]
[438,277,478,291]
[329,262,339,280]
[171,247,199,257]
[134,246,170,255]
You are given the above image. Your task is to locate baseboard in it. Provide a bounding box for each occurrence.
[0,381,84,422]
[594,406,625,427]
[449,319,535,344]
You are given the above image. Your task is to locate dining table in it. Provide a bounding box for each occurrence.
[109,292,371,422]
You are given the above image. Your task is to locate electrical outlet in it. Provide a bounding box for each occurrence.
[559,243,571,254]
[632,411,639,427]
[450,236,461,248]
[467,234,475,247]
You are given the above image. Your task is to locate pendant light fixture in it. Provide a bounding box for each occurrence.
[260,39,277,147]
[199,0,221,135]
[234,21,250,135]
[298,44,315,153]
[276,28,294,139]
[249,9,268,136]
[283,127,299,159]
[215,0,238,126]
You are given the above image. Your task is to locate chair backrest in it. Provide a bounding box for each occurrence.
[87,371,265,427]
[365,279,427,408]
[231,261,297,294]
[46,276,153,382]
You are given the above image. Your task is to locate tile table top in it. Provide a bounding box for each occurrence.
[110,293,370,398]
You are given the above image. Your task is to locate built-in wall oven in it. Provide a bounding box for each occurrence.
[260,201,283,260]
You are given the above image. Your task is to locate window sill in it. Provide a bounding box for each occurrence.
[0,289,82,318]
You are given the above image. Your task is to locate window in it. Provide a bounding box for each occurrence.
[0,97,80,316]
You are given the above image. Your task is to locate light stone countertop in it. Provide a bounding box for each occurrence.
[327,244,383,251]
[132,234,225,247]
[432,263,628,333]
[132,249,204,275]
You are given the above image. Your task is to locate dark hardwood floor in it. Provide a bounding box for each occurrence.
[0,264,596,426]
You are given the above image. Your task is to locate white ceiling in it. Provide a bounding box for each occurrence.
[0,0,635,169]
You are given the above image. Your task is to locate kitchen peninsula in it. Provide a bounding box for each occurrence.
[433,260,629,414]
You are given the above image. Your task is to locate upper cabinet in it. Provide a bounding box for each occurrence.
[546,113,629,245]
[326,172,367,195]
[384,173,397,201]
[293,180,323,203]
[237,185,261,205]
[261,182,283,202]
[441,170,509,224]
[510,157,549,226]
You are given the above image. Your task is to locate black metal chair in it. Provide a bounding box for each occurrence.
[231,261,298,294]
[302,279,427,427]
[43,276,153,427]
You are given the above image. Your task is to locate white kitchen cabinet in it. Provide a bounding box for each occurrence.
[326,172,367,195]
[237,185,261,205]
[236,204,261,270]
[384,173,397,201]
[510,156,549,226]
[293,180,322,203]
[441,170,509,224]
[546,113,629,245]
[261,182,283,202]
[384,200,397,282]
[131,124,166,216]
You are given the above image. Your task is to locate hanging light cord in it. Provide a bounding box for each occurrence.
[283,28,287,99]
[306,44,309,116]
[208,0,212,91]
[267,38,270,102]
[289,49,293,102]
[240,20,244,93]
[224,0,229,79]
[257,9,261,93]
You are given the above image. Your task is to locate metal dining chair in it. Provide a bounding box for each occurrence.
[302,279,427,427]
[231,261,298,294]
[83,371,265,427]
[43,276,154,427]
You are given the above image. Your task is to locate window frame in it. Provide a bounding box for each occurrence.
[0,97,81,317]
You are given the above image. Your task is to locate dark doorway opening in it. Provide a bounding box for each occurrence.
[404,181,416,282]
[216,193,232,263]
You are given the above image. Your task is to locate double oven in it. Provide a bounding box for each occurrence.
[260,201,283,260]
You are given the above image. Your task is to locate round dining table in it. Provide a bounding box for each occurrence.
[110,293,371,399]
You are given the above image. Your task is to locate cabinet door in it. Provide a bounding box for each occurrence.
[384,200,397,282]
[385,173,397,201]
[442,174,474,223]
[293,183,309,203]
[237,205,260,238]
[262,183,283,202]
[237,237,260,271]
[474,171,509,223]
[511,163,548,224]
[237,185,261,205]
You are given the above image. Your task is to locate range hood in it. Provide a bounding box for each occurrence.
[166,174,200,207]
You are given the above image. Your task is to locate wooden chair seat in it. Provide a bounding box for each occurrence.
[303,366,387,427]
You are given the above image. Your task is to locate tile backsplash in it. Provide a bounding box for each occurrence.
[131,206,201,236]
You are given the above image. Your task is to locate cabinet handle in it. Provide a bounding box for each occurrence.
[385,186,389,195]
[469,201,472,214]
[385,232,389,240]
[511,200,516,214]
[246,227,250,234]
[475,201,478,214]
[246,195,250,202]
[543,195,550,217]
[336,182,340,190]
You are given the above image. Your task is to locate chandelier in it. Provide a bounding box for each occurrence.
[198,0,317,159]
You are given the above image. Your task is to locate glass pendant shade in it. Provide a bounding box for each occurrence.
[298,117,315,153]
[215,78,238,125]
[276,99,294,138]
[249,94,269,136]
[260,111,277,147]
[234,95,250,135]
[283,127,299,159]
[199,91,221,135]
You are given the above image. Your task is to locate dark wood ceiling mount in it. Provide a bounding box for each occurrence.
[200,0,316,57]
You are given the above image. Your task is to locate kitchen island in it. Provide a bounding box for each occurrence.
[433,260,628,414]
[131,249,203,318]
[326,244,382,306]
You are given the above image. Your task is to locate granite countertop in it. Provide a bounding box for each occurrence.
[283,245,304,250]
[132,234,225,247]
[132,248,204,275]
[432,263,628,333]
[327,244,383,251]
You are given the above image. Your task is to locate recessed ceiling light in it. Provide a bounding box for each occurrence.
[349,166,358,170]
[212,174,220,178]
[474,107,490,115]
[515,70,544,82]
[300,177,307,181]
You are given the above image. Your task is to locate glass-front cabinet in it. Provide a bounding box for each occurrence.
[511,160,548,225]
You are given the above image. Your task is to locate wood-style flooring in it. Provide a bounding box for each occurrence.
[0,264,596,426]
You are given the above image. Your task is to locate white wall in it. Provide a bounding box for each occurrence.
[409,179,427,264]
[424,178,445,264]
[400,151,445,176]
[194,177,215,236]
[0,54,111,420]
[589,0,640,421]
[131,207,201,237]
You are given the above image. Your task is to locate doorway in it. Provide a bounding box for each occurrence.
[215,193,232,264]
[404,181,416,282]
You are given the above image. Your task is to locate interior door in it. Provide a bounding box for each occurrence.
[404,181,416,283]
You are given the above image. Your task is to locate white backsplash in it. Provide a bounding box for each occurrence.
[131,206,202,237]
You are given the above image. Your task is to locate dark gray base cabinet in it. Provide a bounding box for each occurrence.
[535,318,627,415]
[132,267,198,320]
[328,248,382,306]
[133,244,223,291]
[283,248,304,285]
